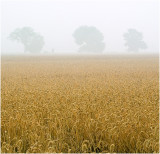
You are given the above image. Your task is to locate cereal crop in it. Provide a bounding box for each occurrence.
[1,55,159,153]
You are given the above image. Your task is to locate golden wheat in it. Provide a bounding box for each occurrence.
[1,55,159,153]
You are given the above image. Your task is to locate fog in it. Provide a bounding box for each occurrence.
[1,0,159,54]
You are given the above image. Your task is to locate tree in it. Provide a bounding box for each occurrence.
[73,26,105,53]
[8,27,44,53]
[123,29,147,52]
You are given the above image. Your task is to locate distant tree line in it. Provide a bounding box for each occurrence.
[8,26,147,53]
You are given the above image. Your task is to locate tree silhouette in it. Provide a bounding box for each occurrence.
[8,27,44,53]
[123,29,147,52]
[73,26,105,53]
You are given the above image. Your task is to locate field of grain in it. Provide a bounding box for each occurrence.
[1,55,159,153]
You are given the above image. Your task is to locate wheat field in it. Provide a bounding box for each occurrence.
[1,55,159,153]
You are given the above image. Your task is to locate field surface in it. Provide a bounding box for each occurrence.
[1,55,159,153]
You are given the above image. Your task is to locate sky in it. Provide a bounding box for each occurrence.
[1,0,159,54]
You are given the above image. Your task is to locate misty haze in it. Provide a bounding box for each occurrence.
[1,0,159,153]
[1,0,159,54]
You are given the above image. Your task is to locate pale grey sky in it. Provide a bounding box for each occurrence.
[1,0,159,54]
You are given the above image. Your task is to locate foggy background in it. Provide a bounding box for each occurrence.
[1,0,159,54]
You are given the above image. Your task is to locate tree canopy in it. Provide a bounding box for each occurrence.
[8,27,44,53]
[73,26,105,53]
[123,29,147,52]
